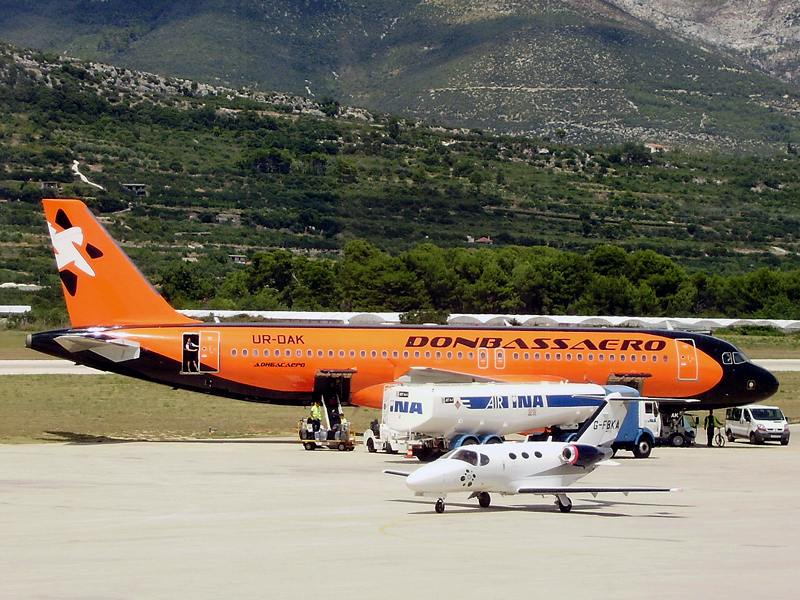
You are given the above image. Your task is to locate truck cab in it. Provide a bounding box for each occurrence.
[611,401,661,458]
[725,405,790,445]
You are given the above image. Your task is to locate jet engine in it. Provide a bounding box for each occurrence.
[560,443,608,468]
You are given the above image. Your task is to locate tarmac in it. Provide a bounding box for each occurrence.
[2,433,799,600]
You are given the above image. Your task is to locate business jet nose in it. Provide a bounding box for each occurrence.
[406,461,461,493]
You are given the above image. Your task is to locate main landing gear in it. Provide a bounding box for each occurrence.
[556,494,573,513]
[431,493,574,513]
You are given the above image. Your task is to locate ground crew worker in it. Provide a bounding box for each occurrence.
[310,402,322,432]
[704,410,722,447]
[335,412,348,433]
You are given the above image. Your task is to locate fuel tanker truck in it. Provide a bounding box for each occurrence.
[362,381,659,460]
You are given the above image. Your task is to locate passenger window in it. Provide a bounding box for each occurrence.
[508,453,517,460]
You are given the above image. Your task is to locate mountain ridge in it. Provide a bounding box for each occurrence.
[0,0,798,150]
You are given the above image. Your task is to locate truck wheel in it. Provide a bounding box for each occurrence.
[337,442,346,451]
[304,442,315,451]
[385,443,397,454]
[669,433,685,447]
[366,437,377,453]
[726,429,735,443]
[750,432,757,445]
[416,447,436,462]
[632,437,652,459]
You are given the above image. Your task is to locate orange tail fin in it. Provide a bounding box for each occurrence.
[43,199,200,328]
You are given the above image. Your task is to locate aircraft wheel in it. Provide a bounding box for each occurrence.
[478,492,491,508]
[557,497,572,513]
[304,442,315,451]
[435,499,445,514]
[669,432,685,447]
[366,437,377,453]
[633,437,652,459]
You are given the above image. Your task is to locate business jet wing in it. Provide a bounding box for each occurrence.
[383,470,412,477]
[516,486,682,496]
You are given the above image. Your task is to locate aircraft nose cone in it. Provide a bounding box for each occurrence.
[750,365,779,402]
[406,462,456,493]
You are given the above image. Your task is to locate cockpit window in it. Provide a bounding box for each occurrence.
[480,453,490,466]
[450,449,479,466]
[732,352,747,364]
[723,351,749,365]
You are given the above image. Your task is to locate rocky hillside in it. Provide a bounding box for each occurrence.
[605,0,800,84]
[0,0,798,150]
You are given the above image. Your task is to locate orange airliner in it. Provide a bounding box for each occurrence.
[27,199,778,420]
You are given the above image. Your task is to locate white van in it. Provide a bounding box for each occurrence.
[725,405,790,445]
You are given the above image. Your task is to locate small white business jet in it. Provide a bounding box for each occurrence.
[385,395,681,513]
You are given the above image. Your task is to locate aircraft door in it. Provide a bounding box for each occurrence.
[676,338,698,381]
[182,331,220,374]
